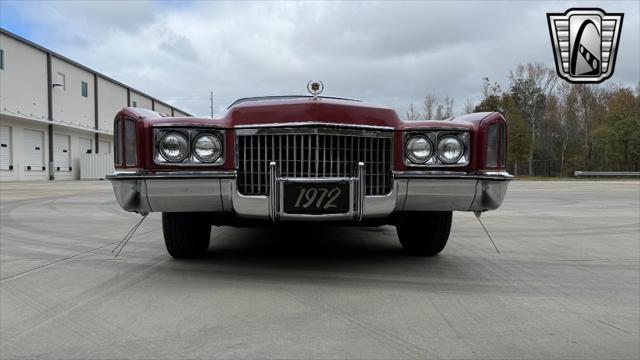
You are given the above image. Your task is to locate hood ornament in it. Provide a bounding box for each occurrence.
[307,80,324,99]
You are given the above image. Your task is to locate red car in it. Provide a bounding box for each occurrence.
[108,92,512,258]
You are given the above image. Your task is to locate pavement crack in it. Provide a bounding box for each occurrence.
[0,227,160,282]
[597,320,632,334]
[0,241,120,281]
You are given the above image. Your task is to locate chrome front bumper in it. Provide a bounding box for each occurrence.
[107,169,512,219]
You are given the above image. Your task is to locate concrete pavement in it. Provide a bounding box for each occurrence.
[1,180,638,359]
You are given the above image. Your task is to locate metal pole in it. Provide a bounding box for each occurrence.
[210,91,214,118]
[94,73,99,153]
[47,53,54,180]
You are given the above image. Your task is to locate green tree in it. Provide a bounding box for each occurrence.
[508,63,557,175]
[602,87,640,170]
[474,95,502,112]
[501,94,530,175]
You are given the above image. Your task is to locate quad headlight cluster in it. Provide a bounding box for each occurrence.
[404,131,469,167]
[154,128,224,165]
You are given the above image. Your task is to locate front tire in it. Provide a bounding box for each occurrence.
[396,211,452,256]
[162,212,211,258]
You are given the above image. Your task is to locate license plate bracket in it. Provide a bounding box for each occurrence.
[283,181,350,215]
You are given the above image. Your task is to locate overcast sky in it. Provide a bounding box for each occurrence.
[1,0,638,117]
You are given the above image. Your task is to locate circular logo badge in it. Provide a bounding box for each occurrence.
[307,81,324,98]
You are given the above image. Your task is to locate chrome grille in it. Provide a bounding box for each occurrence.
[237,130,392,196]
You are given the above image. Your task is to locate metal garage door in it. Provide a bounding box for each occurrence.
[0,125,12,170]
[79,138,93,154]
[53,134,71,171]
[99,140,111,153]
[24,129,44,171]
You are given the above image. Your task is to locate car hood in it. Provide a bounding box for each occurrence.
[222,97,401,128]
[133,97,484,132]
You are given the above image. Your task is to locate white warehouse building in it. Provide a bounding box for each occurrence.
[0,28,191,182]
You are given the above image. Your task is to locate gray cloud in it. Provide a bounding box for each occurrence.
[7,0,638,117]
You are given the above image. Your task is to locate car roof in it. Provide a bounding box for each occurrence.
[227,95,362,109]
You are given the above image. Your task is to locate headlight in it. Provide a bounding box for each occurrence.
[193,134,222,162]
[405,135,433,163]
[437,135,464,164]
[159,132,189,162]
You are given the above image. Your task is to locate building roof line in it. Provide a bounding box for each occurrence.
[0,27,192,117]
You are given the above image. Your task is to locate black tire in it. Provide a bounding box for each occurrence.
[162,212,211,258]
[396,211,452,256]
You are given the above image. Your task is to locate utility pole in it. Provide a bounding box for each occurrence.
[210,91,214,118]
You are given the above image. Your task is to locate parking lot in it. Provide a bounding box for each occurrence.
[0,180,638,359]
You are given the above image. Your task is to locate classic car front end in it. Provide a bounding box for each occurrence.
[107,96,512,258]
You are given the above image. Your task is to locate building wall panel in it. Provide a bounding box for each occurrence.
[51,57,95,130]
[0,34,48,121]
[130,92,153,109]
[97,77,126,135]
[154,102,172,117]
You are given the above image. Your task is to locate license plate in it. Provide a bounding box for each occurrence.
[283,181,350,214]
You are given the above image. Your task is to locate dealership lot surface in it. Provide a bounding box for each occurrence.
[1,181,638,359]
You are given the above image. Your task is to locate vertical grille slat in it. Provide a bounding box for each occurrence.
[329,136,333,177]
[238,130,392,196]
[257,136,262,193]
[308,135,312,178]
[321,135,326,177]
[249,137,254,194]
[315,134,319,178]
[342,137,347,177]
[381,137,386,194]
[336,136,341,177]
[375,137,380,195]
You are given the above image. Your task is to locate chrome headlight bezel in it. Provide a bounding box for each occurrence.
[153,128,225,166]
[403,130,469,167]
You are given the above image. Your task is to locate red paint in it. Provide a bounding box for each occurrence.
[115,99,507,172]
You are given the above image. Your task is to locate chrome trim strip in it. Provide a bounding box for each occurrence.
[393,170,513,180]
[107,170,237,180]
[357,162,365,221]
[278,176,353,182]
[402,126,470,131]
[235,122,394,131]
[236,127,394,138]
[152,123,226,128]
[227,95,363,109]
[269,161,278,221]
